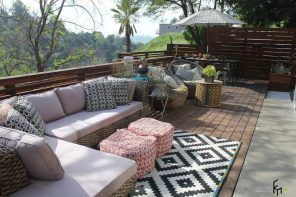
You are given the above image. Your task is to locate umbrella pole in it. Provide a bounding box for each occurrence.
[207,23,209,53]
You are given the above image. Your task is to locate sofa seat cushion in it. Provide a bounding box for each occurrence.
[45,101,143,142]
[12,136,137,197]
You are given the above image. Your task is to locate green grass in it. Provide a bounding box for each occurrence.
[135,33,190,52]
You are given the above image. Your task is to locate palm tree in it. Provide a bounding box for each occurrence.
[111,0,139,52]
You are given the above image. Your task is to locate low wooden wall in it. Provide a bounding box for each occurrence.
[0,56,174,99]
[117,51,167,59]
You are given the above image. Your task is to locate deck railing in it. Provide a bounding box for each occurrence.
[117,51,167,59]
[0,56,174,99]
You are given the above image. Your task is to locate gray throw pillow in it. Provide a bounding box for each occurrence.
[0,127,65,180]
[0,104,41,137]
[107,77,136,102]
[83,80,116,111]
[111,80,129,105]
[176,67,194,81]
[12,97,45,135]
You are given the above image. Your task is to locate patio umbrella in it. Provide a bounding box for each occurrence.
[174,8,244,52]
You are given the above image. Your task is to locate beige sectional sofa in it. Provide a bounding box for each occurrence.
[0,79,149,197]
[12,136,137,197]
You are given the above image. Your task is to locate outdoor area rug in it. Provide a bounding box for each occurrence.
[130,130,241,197]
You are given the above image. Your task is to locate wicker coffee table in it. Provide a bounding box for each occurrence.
[195,80,223,107]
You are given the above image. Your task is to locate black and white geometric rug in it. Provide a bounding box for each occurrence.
[130,130,241,197]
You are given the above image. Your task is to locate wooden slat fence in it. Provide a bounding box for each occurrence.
[208,27,296,79]
[166,44,205,57]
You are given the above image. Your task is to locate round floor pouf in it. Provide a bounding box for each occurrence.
[100,129,157,178]
[128,118,175,157]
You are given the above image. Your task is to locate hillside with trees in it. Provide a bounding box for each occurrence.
[136,33,189,52]
[0,0,143,77]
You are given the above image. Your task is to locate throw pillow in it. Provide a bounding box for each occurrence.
[12,97,45,136]
[110,80,129,105]
[176,67,194,81]
[107,77,136,102]
[83,80,116,111]
[179,63,191,70]
[0,105,41,137]
[164,74,178,89]
[191,67,202,81]
[0,127,65,180]
[0,96,18,105]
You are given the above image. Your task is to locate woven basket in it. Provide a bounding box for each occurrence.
[195,80,223,107]
[0,145,29,196]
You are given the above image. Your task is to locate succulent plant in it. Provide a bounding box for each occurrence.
[272,62,290,74]
[203,65,217,77]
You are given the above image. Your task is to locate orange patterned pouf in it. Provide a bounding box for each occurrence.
[128,118,175,157]
[100,129,157,178]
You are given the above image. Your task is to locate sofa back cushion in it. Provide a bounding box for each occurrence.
[55,84,86,116]
[25,90,65,123]
[0,127,65,180]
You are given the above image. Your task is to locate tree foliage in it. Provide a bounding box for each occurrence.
[111,0,140,52]
[0,0,142,77]
[225,0,296,27]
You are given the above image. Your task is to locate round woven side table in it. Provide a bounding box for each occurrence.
[195,80,223,107]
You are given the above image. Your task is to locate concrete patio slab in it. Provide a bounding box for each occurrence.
[266,91,291,100]
[234,99,296,197]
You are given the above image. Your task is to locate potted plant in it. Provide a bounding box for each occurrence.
[137,57,149,76]
[203,65,217,83]
[269,62,292,91]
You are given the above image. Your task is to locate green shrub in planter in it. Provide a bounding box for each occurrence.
[203,65,217,82]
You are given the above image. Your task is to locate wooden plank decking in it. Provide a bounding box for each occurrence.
[162,79,267,197]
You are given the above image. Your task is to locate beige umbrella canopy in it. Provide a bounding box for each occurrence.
[175,8,244,52]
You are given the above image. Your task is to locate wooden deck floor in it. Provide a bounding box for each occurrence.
[162,80,267,197]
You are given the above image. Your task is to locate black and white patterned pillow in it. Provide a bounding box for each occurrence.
[176,67,194,81]
[84,80,116,111]
[111,80,129,106]
[13,97,45,135]
[3,109,41,137]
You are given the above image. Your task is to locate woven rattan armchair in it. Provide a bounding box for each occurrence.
[167,60,203,99]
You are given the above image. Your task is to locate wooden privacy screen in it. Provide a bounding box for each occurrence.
[166,44,205,57]
[208,27,296,79]
[0,56,173,99]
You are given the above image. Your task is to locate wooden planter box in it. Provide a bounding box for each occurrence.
[268,72,292,92]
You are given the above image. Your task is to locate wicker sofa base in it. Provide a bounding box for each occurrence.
[76,110,143,147]
[112,175,137,197]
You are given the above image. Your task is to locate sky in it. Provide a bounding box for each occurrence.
[4,0,182,37]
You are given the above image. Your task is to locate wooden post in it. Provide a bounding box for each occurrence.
[166,44,173,56]
[4,85,16,96]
